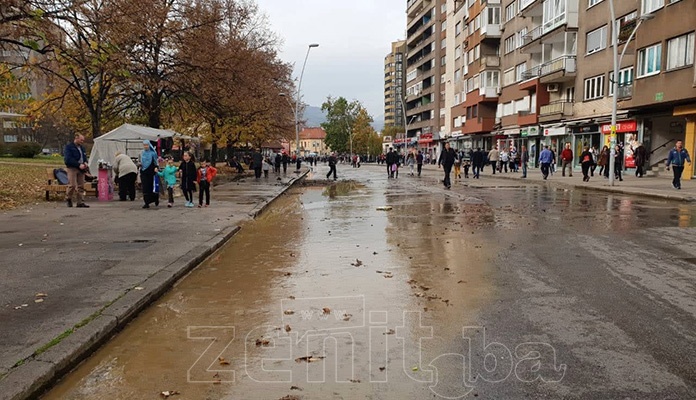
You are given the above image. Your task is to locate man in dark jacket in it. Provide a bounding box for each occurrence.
[252,148,263,179]
[63,134,89,208]
[634,143,647,178]
[281,152,289,173]
[274,152,282,174]
[472,148,485,179]
[386,148,396,178]
[326,152,338,180]
[438,142,456,189]
[416,150,424,177]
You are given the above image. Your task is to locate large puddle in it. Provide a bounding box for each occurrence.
[43,179,499,399]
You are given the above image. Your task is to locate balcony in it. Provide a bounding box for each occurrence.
[617,84,633,100]
[480,22,501,39]
[539,101,573,122]
[407,0,430,18]
[479,86,500,99]
[479,55,500,70]
[519,0,542,18]
[462,116,496,135]
[539,55,576,83]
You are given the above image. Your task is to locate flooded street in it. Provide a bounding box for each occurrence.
[43,167,696,399]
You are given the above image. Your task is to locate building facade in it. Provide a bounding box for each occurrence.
[384,40,407,128]
[398,0,695,176]
[288,127,331,157]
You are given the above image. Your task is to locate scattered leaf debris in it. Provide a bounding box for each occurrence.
[255,338,271,347]
[295,355,326,363]
[322,307,331,315]
[384,329,395,335]
[285,324,292,333]
[284,310,295,315]
[218,357,230,365]
[160,390,180,398]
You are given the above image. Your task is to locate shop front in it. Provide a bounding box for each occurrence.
[418,133,437,163]
[600,120,638,169]
[570,124,601,169]
[521,126,540,168]
[542,125,570,168]
[674,104,696,179]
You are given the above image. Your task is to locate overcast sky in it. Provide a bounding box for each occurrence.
[255,0,406,120]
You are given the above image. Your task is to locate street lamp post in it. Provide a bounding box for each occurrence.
[293,43,319,167]
[609,0,652,186]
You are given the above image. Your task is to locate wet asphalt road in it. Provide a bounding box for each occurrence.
[43,165,696,399]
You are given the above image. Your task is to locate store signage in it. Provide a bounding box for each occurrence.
[600,120,636,134]
[568,124,599,134]
[543,126,567,136]
[520,126,539,137]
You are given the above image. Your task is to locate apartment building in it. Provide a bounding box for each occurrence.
[384,40,407,128]
[404,0,447,158]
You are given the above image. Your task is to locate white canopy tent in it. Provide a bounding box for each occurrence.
[88,124,196,172]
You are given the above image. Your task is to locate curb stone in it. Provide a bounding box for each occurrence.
[0,171,308,400]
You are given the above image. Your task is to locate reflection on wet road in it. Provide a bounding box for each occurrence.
[44,167,696,399]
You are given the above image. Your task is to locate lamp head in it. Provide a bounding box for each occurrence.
[309,43,319,48]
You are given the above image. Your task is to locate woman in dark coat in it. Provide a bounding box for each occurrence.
[634,143,647,177]
[140,140,159,208]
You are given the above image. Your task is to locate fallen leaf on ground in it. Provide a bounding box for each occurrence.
[384,274,393,279]
[342,313,352,321]
[288,296,296,300]
[279,396,300,400]
[285,324,292,333]
[218,357,230,365]
[284,310,295,315]
[160,390,180,398]
[35,293,48,298]
[290,386,303,391]
[379,367,386,372]
[349,379,361,383]
[412,366,419,371]
[255,339,270,347]
[351,259,363,267]
[384,329,395,335]
[34,299,44,303]
[134,287,144,291]
[322,307,331,314]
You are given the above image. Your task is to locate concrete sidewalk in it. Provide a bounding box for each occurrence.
[354,162,696,202]
[0,170,307,400]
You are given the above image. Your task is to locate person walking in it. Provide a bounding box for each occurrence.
[539,145,554,180]
[140,140,159,209]
[63,134,90,208]
[252,148,263,179]
[666,140,691,190]
[472,148,485,179]
[438,142,456,189]
[487,146,500,174]
[386,148,397,178]
[599,145,610,178]
[509,146,518,172]
[561,143,573,177]
[520,145,529,178]
[113,151,137,201]
[326,152,338,180]
[416,150,424,177]
[462,149,471,178]
[158,156,178,207]
[274,152,282,174]
[196,159,217,207]
[634,143,647,178]
[589,146,598,177]
[614,145,624,182]
[579,146,594,182]
[281,152,289,174]
[178,151,197,208]
[262,157,271,178]
[499,149,509,173]
[453,152,462,181]
[406,151,415,176]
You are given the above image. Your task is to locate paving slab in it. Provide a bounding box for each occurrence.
[0,170,306,400]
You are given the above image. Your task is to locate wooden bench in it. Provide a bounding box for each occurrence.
[45,168,97,200]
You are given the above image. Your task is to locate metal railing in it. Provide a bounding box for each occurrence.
[522,26,544,46]
[521,64,542,80]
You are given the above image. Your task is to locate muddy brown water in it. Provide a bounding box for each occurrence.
[42,181,498,400]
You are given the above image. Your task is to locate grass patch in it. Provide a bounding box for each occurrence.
[0,155,65,165]
[0,164,49,210]
[33,329,74,357]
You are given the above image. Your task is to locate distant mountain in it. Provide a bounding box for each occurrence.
[302,105,384,132]
[303,106,326,127]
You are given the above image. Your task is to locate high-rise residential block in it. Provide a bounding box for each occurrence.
[384,40,407,128]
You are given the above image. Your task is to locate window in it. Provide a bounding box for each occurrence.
[441,3,447,13]
[505,3,515,22]
[486,6,501,25]
[472,104,478,118]
[609,67,634,96]
[642,0,663,14]
[455,45,462,59]
[584,75,605,100]
[637,43,662,77]
[474,14,481,31]
[586,25,607,54]
[455,22,462,36]
[503,67,516,86]
[565,86,575,102]
[441,56,447,66]
[543,0,567,31]
[515,62,526,81]
[504,35,516,54]
[588,0,603,7]
[474,44,480,60]
[442,21,447,31]
[482,70,500,87]
[666,32,695,70]
[442,38,446,49]
[455,69,462,81]
[467,49,474,64]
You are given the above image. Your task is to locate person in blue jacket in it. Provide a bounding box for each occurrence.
[140,140,160,208]
[666,140,691,190]
[63,133,89,208]
[538,145,554,180]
